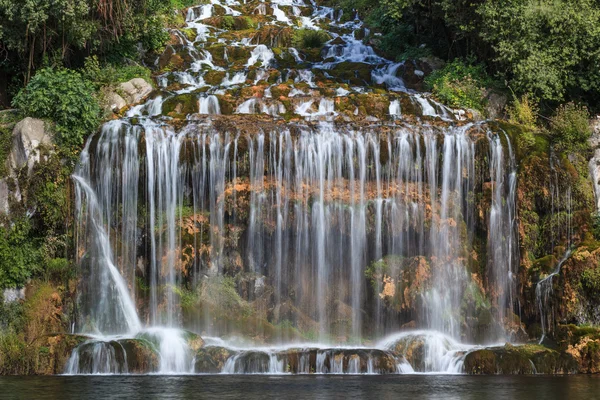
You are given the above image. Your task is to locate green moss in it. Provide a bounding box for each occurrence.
[181,28,197,42]
[532,255,559,276]
[162,93,199,117]
[329,62,373,86]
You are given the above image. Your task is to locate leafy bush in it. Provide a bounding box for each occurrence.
[12,68,101,148]
[292,29,331,49]
[507,93,540,153]
[0,218,41,289]
[83,56,153,90]
[425,59,488,111]
[507,93,539,130]
[0,300,24,332]
[46,258,73,282]
[549,102,591,152]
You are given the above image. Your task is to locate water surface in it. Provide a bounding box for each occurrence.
[1,375,598,400]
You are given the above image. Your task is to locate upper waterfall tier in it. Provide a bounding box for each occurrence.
[147,0,463,123]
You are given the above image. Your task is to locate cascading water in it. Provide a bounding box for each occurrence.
[67,0,521,375]
[536,183,573,343]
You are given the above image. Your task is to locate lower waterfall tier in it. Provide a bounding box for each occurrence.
[64,328,476,375]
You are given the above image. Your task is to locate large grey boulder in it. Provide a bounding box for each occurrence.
[9,117,51,175]
[103,90,127,114]
[118,78,153,105]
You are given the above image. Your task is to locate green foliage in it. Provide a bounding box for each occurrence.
[0,218,41,289]
[549,102,591,152]
[0,125,12,178]
[507,94,539,130]
[292,29,330,49]
[82,56,153,90]
[12,68,101,148]
[0,332,33,374]
[0,299,25,333]
[478,0,600,102]
[340,0,600,107]
[425,59,488,111]
[45,258,73,282]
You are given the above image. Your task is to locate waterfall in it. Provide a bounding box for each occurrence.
[68,0,522,375]
[74,121,517,343]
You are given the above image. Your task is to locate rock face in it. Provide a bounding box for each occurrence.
[118,78,153,105]
[9,117,51,175]
[101,78,153,115]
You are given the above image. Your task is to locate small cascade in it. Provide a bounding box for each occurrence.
[199,95,221,115]
[389,100,401,119]
[536,187,573,343]
[143,328,194,374]
[65,340,129,375]
[247,45,275,67]
[207,345,403,374]
[378,331,479,374]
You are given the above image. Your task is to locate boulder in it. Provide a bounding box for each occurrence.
[118,78,153,105]
[102,90,127,114]
[463,344,579,375]
[9,117,51,175]
[485,91,507,120]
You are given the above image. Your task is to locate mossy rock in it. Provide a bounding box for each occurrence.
[118,338,160,373]
[204,44,228,68]
[328,62,373,86]
[181,28,197,42]
[162,93,199,118]
[194,346,234,373]
[463,344,579,374]
[204,70,226,86]
[225,46,252,65]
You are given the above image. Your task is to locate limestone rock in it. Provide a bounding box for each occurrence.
[103,91,127,114]
[118,78,153,105]
[9,117,51,175]
[485,91,508,120]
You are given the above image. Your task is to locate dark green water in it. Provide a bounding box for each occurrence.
[0,375,598,400]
